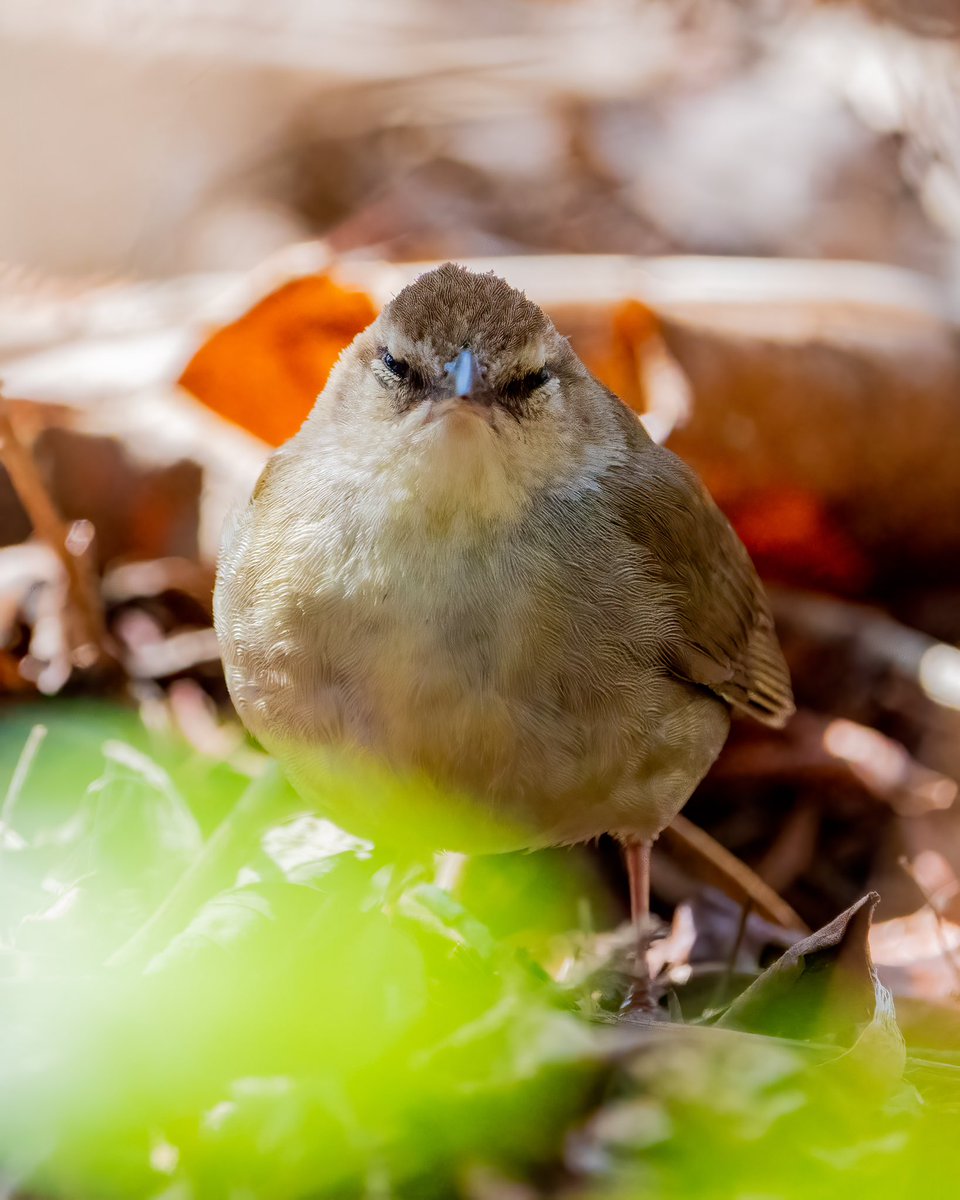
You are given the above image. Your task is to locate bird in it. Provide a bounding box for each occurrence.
[214,262,794,1004]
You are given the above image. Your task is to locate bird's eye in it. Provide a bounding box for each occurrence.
[502,367,550,400]
[382,351,409,380]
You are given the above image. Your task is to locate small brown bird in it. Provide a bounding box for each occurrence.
[215,263,793,992]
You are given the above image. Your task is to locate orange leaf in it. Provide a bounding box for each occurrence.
[586,298,663,415]
[180,275,377,446]
[180,276,668,445]
[728,488,871,594]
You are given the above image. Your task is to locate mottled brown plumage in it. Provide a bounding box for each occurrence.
[215,263,793,873]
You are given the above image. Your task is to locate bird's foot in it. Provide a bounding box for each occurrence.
[619,974,666,1021]
[618,917,668,1021]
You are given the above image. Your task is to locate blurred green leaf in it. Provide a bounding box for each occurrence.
[62,741,203,894]
[1,703,960,1200]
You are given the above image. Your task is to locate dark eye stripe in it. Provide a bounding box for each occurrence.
[382,351,409,380]
[501,367,550,400]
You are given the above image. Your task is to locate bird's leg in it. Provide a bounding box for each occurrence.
[625,838,651,929]
[620,836,659,1015]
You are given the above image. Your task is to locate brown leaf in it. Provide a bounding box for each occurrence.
[717,893,905,1087]
[717,893,882,1041]
[712,710,957,817]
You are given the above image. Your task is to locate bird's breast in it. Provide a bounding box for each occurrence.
[216,461,720,851]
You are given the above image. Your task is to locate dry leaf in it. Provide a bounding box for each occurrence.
[177,272,685,448]
[724,487,871,595]
[717,892,905,1088]
[179,275,377,446]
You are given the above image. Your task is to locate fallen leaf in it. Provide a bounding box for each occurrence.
[589,299,661,415]
[180,275,377,446]
[718,893,905,1088]
[726,487,871,594]
[178,275,687,449]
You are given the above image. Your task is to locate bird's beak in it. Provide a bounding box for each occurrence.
[445,348,480,399]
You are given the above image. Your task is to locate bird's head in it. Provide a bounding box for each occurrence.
[301,263,636,517]
[370,262,558,422]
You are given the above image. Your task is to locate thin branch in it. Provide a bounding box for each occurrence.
[0,390,111,670]
[662,814,809,933]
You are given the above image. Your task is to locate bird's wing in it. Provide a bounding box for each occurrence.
[603,436,795,729]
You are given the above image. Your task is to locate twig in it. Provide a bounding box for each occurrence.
[711,899,754,1012]
[898,854,960,997]
[662,814,809,933]
[0,389,111,671]
[0,723,47,831]
[756,801,820,894]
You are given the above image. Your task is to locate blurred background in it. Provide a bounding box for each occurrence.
[4,3,960,1197]
[3,0,960,277]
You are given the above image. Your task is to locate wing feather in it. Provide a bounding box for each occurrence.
[603,431,794,728]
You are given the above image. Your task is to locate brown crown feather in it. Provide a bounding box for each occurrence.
[383,263,551,360]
